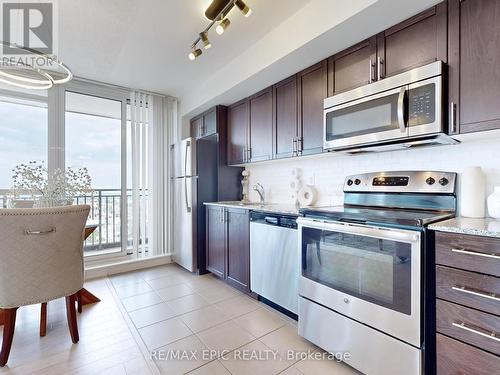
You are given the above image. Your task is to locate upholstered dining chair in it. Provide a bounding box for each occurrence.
[0,205,90,367]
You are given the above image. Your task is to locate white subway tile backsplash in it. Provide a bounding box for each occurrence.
[244,137,500,215]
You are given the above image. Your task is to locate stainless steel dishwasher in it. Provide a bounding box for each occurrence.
[250,211,299,315]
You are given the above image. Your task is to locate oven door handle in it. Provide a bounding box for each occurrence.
[297,218,420,243]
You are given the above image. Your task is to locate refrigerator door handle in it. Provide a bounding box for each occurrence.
[184,140,191,176]
[184,177,192,213]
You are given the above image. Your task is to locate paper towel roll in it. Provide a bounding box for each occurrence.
[298,185,317,206]
[460,166,486,218]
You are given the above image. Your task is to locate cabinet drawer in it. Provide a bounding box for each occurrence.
[435,232,500,277]
[437,299,500,356]
[437,334,500,375]
[437,265,500,316]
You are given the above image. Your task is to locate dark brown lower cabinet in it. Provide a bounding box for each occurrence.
[205,206,250,293]
[435,231,500,374]
[226,209,250,291]
[206,205,225,278]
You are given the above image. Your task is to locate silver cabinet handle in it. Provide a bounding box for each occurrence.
[220,207,224,223]
[293,137,297,155]
[25,227,56,235]
[242,148,246,163]
[450,101,456,133]
[247,148,252,162]
[452,321,500,343]
[297,137,303,154]
[397,86,408,132]
[451,248,500,260]
[369,59,375,83]
[452,285,500,302]
[377,57,384,80]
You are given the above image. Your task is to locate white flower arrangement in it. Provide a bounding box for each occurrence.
[9,161,93,208]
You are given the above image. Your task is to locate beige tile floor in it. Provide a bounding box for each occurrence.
[110,264,361,375]
[0,264,361,375]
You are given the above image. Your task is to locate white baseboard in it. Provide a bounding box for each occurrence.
[85,254,173,280]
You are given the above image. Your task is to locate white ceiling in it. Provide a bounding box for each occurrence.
[58,0,311,97]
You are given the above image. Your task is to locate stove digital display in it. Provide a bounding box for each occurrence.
[372,176,409,186]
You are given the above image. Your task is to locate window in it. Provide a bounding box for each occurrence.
[0,87,48,209]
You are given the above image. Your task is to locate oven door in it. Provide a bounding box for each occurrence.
[323,86,409,150]
[297,218,421,347]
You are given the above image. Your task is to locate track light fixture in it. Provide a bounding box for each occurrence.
[188,46,202,61]
[235,0,252,17]
[188,0,252,60]
[215,18,231,35]
[199,32,212,49]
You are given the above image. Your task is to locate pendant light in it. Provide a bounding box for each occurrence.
[0,1,73,90]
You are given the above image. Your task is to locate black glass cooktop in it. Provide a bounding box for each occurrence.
[300,206,455,228]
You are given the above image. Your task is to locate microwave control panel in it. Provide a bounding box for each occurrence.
[409,83,435,125]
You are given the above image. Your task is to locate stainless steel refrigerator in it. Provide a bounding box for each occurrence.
[172,137,197,272]
[172,120,243,273]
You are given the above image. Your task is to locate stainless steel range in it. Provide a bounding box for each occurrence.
[297,171,457,375]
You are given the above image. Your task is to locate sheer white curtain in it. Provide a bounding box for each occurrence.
[129,91,176,256]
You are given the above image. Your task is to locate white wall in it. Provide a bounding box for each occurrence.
[244,133,500,215]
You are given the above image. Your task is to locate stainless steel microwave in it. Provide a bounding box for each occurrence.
[324,61,449,151]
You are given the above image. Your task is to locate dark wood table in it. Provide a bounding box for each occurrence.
[0,224,101,326]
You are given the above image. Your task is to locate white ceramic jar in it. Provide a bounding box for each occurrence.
[460,166,486,218]
[487,186,500,219]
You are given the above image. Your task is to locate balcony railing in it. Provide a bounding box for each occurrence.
[0,189,147,255]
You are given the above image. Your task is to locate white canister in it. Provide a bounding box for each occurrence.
[460,167,486,218]
[487,186,500,219]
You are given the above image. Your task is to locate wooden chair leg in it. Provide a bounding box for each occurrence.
[0,308,18,367]
[40,303,47,337]
[77,290,82,313]
[65,294,79,344]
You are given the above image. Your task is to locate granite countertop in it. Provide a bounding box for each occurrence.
[428,217,500,239]
[204,201,301,216]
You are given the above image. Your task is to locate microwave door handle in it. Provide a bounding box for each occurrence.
[397,86,408,133]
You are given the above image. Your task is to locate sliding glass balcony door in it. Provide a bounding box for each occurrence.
[65,91,127,256]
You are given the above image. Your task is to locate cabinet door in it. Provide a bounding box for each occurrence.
[327,37,377,96]
[227,99,249,165]
[376,3,447,79]
[249,87,273,162]
[206,206,225,278]
[449,0,500,134]
[298,60,327,155]
[191,116,203,139]
[273,76,298,159]
[226,208,250,292]
[203,107,217,137]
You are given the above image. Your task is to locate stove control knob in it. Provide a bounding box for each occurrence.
[347,179,354,186]
[439,177,449,186]
[354,179,361,185]
[426,177,435,185]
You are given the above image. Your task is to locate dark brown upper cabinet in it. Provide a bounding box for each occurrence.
[298,60,328,155]
[191,115,203,139]
[248,87,273,162]
[327,37,377,96]
[328,3,446,97]
[377,3,447,79]
[448,0,500,134]
[191,106,221,139]
[227,99,249,165]
[273,76,298,159]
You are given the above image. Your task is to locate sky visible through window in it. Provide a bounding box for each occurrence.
[0,100,47,188]
[0,99,122,189]
[66,112,121,189]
